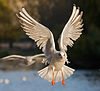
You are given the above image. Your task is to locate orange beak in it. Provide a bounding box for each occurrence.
[61,56,63,59]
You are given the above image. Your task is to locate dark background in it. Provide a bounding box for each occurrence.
[0,0,100,69]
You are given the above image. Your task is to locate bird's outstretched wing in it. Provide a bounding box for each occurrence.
[58,5,83,51]
[0,54,46,66]
[0,55,32,66]
[0,54,47,71]
[0,55,26,61]
[16,8,56,57]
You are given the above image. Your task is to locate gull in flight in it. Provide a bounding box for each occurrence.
[16,5,83,85]
[0,54,46,66]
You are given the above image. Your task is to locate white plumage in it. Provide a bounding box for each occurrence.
[0,5,83,86]
[16,5,83,85]
[0,54,45,66]
[59,6,83,51]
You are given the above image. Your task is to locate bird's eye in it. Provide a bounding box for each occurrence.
[59,53,61,56]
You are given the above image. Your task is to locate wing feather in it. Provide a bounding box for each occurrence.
[59,5,83,51]
[17,8,56,57]
[0,54,47,66]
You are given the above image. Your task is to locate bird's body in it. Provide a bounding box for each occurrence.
[0,54,45,66]
[49,51,66,70]
[16,5,83,85]
[1,5,84,86]
[49,53,65,71]
[38,51,74,85]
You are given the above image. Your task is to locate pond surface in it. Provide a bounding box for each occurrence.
[0,70,100,91]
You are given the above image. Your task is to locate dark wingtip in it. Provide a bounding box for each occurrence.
[22,6,24,9]
[18,9,21,12]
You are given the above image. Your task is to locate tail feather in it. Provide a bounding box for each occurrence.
[62,65,75,80]
[44,69,52,82]
[38,69,47,78]
[38,65,75,82]
[55,71,62,82]
[38,66,52,82]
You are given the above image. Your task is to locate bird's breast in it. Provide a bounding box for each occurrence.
[50,59,65,71]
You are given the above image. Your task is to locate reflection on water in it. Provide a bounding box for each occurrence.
[0,79,3,83]
[4,79,10,84]
[0,70,100,91]
[22,76,27,81]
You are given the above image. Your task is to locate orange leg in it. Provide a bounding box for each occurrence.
[51,72,55,85]
[61,72,66,86]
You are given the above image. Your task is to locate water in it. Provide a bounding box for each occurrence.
[0,70,100,91]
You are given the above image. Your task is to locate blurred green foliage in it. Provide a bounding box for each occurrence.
[0,0,100,68]
[0,0,23,42]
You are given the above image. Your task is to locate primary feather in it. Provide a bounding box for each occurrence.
[16,8,56,57]
[59,5,83,51]
[0,54,46,66]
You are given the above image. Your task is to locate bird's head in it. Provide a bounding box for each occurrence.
[25,56,35,65]
[58,52,66,59]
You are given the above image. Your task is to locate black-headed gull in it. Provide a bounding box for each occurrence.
[0,54,45,66]
[16,5,83,85]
